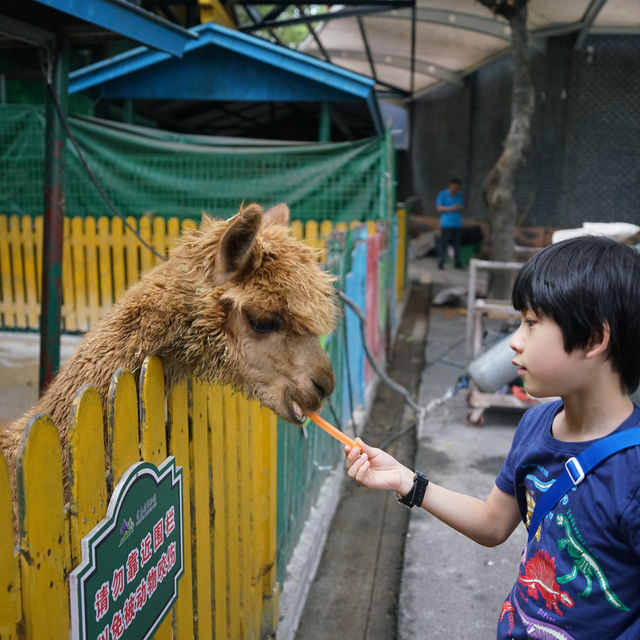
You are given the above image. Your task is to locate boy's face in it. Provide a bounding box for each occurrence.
[509,310,589,399]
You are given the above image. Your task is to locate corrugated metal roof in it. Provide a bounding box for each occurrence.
[292,0,640,98]
[68,22,384,137]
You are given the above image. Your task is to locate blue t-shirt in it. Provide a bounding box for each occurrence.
[495,400,640,639]
[435,188,464,228]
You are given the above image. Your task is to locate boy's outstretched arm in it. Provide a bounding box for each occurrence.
[345,438,521,548]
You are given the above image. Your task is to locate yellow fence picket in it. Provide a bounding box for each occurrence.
[17,414,69,639]
[20,216,39,329]
[8,215,26,328]
[84,217,102,329]
[0,453,21,639]
[34,216,43,314]
[0,215,13,326]
[167,381,195,639]
[180,218,197,236]
[166,217,181,249]
[190,379,214,640]
[153,216,167,267]
[139,355,172,639]
[222,386,242,638]
[107,368,140,486]
[139,216,154,276]
[61,216,76,332]
[209,384,229,639]
[236,394,253,637]
[247,399,267,636]
[111,217,127,303]
[70,215,89,332]
[124,216,140,289]
[305,220,320,249]
[290,219,303,241]
[98,216,114,315]
[320,219,334,240]
[140,355,167,465]
[258,405,278,635]
[67,385,108,568]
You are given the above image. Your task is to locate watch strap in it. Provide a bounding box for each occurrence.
[397,471,429,508]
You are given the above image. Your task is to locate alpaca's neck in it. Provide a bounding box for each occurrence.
[35,262,222,432]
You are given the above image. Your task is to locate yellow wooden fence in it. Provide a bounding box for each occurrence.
[0,214,198,332]
[0,355,278,639]
[0,212,407,333]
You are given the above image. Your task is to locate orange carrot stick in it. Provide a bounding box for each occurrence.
[307,412,358,449]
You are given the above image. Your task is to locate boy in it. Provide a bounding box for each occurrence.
[346,235,640,638]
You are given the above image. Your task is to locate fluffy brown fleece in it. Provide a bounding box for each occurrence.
[0,202,337,512]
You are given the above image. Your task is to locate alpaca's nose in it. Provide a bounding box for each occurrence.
[312,369,335,400]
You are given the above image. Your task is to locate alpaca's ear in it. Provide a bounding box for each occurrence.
[263,203,290,227]
[214,204,262,285]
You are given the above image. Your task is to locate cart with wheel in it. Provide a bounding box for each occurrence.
[464,258,539,426]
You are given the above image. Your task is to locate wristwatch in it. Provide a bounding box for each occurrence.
[396,471,429,508]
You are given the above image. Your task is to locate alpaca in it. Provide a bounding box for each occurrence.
[0,202,337,504]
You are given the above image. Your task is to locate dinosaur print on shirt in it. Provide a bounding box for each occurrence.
[518,549,574,615]
[555,513,629,612]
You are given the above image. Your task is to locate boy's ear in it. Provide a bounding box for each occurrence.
[586,322,611,359]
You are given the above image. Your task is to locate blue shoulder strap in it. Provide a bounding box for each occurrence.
[527,426,640,543]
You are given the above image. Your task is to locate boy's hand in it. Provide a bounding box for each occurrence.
[345,438,414,496]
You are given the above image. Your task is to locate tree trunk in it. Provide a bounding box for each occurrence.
[482,5,535,299]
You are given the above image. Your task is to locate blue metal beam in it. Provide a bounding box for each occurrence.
[34,0,196,56]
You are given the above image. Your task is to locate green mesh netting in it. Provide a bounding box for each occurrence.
[0,104,390,223]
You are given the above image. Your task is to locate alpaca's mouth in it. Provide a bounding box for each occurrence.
[291,400,305,423]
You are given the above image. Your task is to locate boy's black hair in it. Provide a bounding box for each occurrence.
[512,235,640,394]
[450,178,461,185]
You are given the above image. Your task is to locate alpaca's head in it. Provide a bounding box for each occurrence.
[172,203,338,424]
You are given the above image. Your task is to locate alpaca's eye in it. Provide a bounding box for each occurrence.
[247,314,281,334]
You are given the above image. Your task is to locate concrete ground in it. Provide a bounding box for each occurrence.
[0,332,82,425]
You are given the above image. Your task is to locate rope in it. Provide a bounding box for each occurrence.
[337,289,462,451]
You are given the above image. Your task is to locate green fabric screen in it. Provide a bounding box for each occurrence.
[0,104,389,224]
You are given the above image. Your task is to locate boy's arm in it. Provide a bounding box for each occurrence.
[346,439,521,548]
[421,482,521,547]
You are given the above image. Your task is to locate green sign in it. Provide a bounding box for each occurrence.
[70,457,184,640]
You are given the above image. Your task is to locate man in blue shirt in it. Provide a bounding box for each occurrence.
[435,178,465,269]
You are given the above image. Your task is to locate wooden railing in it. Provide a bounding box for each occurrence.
[0,356,278,639]
[0,212,407,335]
